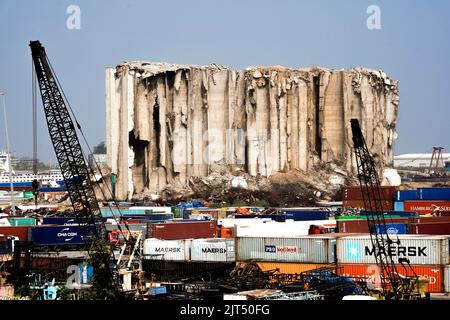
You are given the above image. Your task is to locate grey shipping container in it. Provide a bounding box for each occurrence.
[236,236,336,264]
[190,238,235,262]
[337,235,450,265]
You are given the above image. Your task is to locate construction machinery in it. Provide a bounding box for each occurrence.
[350,118,427,300]
[30,40,142,299]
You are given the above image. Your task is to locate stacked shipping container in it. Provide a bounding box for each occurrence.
[343,186,396,210]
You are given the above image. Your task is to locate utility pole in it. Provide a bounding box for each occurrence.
[0,92,16,215]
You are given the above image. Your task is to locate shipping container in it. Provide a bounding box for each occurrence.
[343,199,394,211]
[361,211,416,217]
[219,227,235,238]
[236,236,336,264]
[337,264,444,293]
[278,210,329,221]
[409,222,450,235]
[253,262,330,275]
[29,225,94,245]
[147,221,217,240]
[218,218,273,228]
[7,217,36,226]
[373,223,407,235]
[336,235,450,265]
[395,190,418,201]
[336,215,401,220]
[190,238,235,262]
[143,239,190,261]
[235,214,290,222]
[0,226,30,241]
[445,266,450,293]
[235,220,336,237]
[79,263,94,284]
[419,188,450,201]
[344,186,397,200]
[404,201,450,214]
[337,218,410,234]
[412,216,450,224]
[394,202,404,211]
[41,217,101,225]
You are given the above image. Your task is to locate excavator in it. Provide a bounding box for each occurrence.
[350,118,428,300]
[30,40,143,299]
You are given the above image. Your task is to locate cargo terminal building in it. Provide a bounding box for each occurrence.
[394,153,450,169]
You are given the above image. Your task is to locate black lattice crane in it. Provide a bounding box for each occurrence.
[30,40,119,298]
[350,119,421,300]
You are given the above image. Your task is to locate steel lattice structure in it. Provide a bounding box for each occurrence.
[350,119,418,300]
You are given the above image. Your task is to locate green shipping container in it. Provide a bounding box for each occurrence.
[23,191,34,199]
[7,217,36,226]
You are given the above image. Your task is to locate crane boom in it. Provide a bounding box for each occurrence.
[30,40,118,297]
[350,119,419,300]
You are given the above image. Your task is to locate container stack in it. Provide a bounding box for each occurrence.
[335,234,450,292]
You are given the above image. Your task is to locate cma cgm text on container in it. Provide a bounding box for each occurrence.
[336,235,450,265]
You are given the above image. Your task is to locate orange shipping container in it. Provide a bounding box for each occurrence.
[337,264,443,293]
[255,262,330,274]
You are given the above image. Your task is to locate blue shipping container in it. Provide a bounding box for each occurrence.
[394,202,404,211]
[373,223,407,235]
[150,286,168,296]
[30,225,95,245]
[279,210,329,221]
[395,190,418,201]
[419,188,450,201]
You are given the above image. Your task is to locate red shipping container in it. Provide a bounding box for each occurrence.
[404,201,450,215]
[409,222,450,235]
[344,186,397,200]
[0,226,29,241]
[337,218,409,233]
[412,216,450,224]
[343,199,394,211]
[337,264,444,293]
[147,221,217,240]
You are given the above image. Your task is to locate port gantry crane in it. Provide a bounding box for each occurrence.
[350,119,422,300]
[30,40,142,299]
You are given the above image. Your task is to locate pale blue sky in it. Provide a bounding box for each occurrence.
[0,0,449,163]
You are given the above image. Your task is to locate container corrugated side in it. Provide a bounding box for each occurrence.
[143,239,190,261]
[190,238,235,262]
[336,235,450,265]
[253,262,330,275]
[236,236,336,264]
[337,264,444,293]
[419,188,450,201]
[445,266,450,293]
[395,190,418,201]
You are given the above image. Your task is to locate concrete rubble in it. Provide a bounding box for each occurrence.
[105,61,399,203]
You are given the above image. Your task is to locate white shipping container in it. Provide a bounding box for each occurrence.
[236,220,336,237]
[236,236,336,264]
[218,218,272,228]
[143,238,190,261]
[337,235,450,265]
[190,238,235,262]
[445,266,450,293]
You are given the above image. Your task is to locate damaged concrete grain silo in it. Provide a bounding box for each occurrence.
[105,61,399,202]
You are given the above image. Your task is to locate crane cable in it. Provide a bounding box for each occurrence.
[44,52,135,251]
